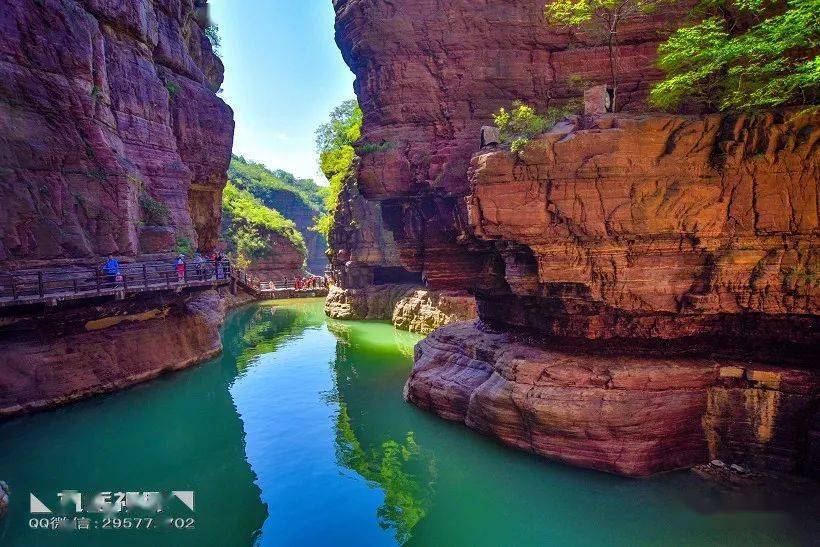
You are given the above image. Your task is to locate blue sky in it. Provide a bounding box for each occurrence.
[210,0,355,183]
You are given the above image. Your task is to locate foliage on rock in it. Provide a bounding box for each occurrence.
[492,101,580,153]
[545,0,672,111]
[651,0,819,111]
[314,99,362,238]
[221,182,306,266]
[229,155,326,213]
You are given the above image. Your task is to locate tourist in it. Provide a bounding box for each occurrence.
[175,255,186,282]
[101,255,120,285]
[193,251,205,280]
[214,252,224,279]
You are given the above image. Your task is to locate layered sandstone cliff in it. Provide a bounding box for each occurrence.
[0,0,236,416]
[0,0,233,267]
[0,289,226,417]
[333,0,819,476]
[407,322,819,476]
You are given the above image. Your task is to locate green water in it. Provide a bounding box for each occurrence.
[0,299,817,546]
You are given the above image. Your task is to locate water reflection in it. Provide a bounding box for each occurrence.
[326,319,433,544]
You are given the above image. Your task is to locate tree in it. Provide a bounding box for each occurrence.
[650,0,819,111]
[545,0,671,111]
[313,99,363,238]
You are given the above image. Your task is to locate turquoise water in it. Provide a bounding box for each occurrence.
[0,298,817,546]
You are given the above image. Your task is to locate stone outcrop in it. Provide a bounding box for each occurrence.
[334,0,818,476]
[243,229,305,284]
[0,480,8,519]
[406,322,819,477]
[0,1,236,417]
[0,0,233,268]
[326,284,477,335]
[334,0,690,289]
[327,168,414,289]
[467,112,818,354]
[0,289,226,417]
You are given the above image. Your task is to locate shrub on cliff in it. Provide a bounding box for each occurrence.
[222,182,306,266]
[314,99,362,238]
[493,101,580,153]
[138,190,170,226]
[651,0,819,111]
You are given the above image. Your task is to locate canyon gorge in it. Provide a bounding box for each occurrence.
[331,0,819,476]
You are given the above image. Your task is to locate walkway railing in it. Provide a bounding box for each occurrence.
[0,260,232,308]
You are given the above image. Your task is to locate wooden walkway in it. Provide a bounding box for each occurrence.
[0,260,329,309]
[230,268,328,299]
[0,260,232,309]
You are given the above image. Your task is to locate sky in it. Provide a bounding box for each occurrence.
[209,0,356,183]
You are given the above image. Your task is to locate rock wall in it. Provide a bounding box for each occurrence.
[0,289,226,417]
[325,284,477,335]
[407,322,819,477]
[333,0,819,475]
[0,0,233,268]
[241,229,304,283]
[467,112,819,355]
[334,0,689,288]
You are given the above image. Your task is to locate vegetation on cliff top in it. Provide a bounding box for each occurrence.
[493,100,581,153]
[650,0,819,111]
[314,99,362,238]
[229,155,327,213]
[545,0,673,112]
[221,181,306,268]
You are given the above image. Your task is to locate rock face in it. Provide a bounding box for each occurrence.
[326,283,477,334]
[0,480,8,519]
[467,112,819,354]
[244,229,304,284]
[327,168,414,289]
[0,289,225,417]
[262,188,327,275]
[407,322,819,477]
[333,0,819,475]
[334,0,689,289]
[0,1,238,417]
[0,0,233,267]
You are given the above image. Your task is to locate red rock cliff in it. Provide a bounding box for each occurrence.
[0,0,233,268]
[334,0,819,476]
[334,0,687,289]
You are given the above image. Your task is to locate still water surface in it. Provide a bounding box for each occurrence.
[0,298,817,546]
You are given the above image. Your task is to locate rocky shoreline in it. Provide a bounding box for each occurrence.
[405,321,820,477]
[0,286,266,419]
[325,284,477,335]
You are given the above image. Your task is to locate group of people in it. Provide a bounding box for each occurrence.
[101,252,228,285]
[173,252,227,282]
[293,275,327,290]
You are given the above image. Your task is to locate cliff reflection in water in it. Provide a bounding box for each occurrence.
[328,319,434,544]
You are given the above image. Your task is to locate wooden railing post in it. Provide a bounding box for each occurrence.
[96,269,101,294]
[37,271,44,297]
[11,277,17,300]
[73,278,78,293]
[143,264,148,288]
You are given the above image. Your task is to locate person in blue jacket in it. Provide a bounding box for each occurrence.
[101,255,120,285]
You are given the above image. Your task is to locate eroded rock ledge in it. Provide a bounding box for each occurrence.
[0,289,229,417]
[406,321,820,477]
[325,284,477,335]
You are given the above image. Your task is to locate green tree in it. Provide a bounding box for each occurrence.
[314,99,362,238]
[650,0,819,111]
[545,0,672,111]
